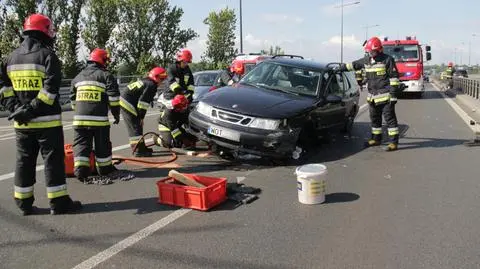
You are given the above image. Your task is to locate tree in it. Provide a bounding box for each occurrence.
[203,7,237,68]
[156,5,198,66]
[56,0,85,78]
[81,0,119,51]
[260,45,284,56]
[110,0,197,74]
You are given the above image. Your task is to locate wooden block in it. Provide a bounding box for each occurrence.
[168,170,205,188]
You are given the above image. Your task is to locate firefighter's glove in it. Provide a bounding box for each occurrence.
[8,104,35,125]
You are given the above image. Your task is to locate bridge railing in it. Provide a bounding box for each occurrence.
[453,77,480,99]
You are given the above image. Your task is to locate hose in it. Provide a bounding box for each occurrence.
[112,132,178,166]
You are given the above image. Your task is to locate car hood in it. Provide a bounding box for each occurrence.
[200,84,317,119]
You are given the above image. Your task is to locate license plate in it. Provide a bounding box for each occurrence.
[207,125,240,142]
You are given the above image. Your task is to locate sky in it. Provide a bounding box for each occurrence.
[169,0,480,66]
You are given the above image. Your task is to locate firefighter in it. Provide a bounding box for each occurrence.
[70,48,120,181]
[213,61,243,89]
[157,94,196,148]
[338,36,401,152]
[0,14,81,215]
[163,48,195,103]
[355,70,365,89]
[444,62,455,89]
[120,67,167,157]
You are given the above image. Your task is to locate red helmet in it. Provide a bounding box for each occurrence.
[89,48,110,66]
[23,14,56,39]
[172,95,189,111]
[148,67,167,84]
[365,37,383,53]
[176,49,193,63]
[448,62,453,67]
[230,61,244,75]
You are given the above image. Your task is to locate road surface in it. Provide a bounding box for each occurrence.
[1,83,480,269]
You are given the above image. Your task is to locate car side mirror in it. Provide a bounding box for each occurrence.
[326,94,342,104]
[426,45,431,52]
[426,52,432,61]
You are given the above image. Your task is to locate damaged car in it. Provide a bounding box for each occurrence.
[186,56,361,162]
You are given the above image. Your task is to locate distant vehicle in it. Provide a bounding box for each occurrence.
[187,56,361,162]
[382,36,432,98]
[192,70,223,102]
[453,68,468,78]
[231,53,273,77]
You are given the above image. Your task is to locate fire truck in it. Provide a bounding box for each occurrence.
[382,36,432,97]
[231,53,272,76]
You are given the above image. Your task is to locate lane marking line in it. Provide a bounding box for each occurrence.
[73,163,251,269]
[71,209,192,269]
[431,82,480,134]
[0,112,160,141]
[0,139,153,182]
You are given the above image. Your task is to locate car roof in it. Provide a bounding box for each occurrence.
[193,70,222,75]
[262,57,329,71]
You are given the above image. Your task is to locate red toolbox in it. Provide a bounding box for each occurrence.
[156,174,227,211]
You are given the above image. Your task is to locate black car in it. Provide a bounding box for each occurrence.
[187,57,361,161]
[192,70,223,101]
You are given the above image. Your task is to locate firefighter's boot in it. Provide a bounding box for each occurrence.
[50,196,83,215]
[364,134,382,148]
[384,135,399,152]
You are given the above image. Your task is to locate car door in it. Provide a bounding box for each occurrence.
[341,71,360,117]
[311,71,347,130]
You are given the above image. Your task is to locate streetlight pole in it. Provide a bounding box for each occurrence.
[239,0,243,54]
[364,24,380,41]
[470,34,477,67]
[335,0,360,63]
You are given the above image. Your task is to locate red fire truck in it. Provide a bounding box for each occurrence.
[382,36,432,97]
[231,53,272,76]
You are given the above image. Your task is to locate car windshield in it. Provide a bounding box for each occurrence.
[383,44,419,62]
[239,62,321,96]
[194,72,218,86]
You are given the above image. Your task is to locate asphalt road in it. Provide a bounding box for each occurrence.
[1,84,480,269]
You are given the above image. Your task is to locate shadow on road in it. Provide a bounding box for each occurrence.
[324,192,360,204]
[398,136,468,150]
[78,197,182,214]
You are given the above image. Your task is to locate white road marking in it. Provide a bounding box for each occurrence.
[431,82,480,134]
[0,112,159,141]
[71,209,192,269]
[0,138,152,182]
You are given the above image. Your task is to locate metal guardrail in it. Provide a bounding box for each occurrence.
[453,77,480,99]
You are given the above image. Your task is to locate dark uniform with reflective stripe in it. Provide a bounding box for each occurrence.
[0,35,71,211]
[70,62,120,179]
[120,77,157,150]
[157,63,195,145]
[444,66,455,89]
[157,106,194,148]
[343,52,400,144]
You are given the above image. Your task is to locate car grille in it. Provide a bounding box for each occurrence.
[211,108,252,126]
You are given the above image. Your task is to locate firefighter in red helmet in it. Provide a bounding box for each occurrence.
[157,48,197,148]
[444,62,455,89]
[120,66,168,156]
[0,14,82,215]
[338,36,401,151]
[70,48,121,181]
[213,61,243,90]
[157,94,197,148]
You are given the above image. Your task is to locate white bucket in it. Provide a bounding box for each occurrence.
[295,164,327,204]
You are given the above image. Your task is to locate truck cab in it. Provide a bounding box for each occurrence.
[382,36,432,97]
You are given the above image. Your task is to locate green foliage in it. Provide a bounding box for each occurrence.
[82,0,118,51]
[56,0,85,78]
[203,7,237,68]
[156,5,198,66]
[260,45,284,56]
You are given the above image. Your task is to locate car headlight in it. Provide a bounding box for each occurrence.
[249,118,281,130]
[196,101,213,117]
